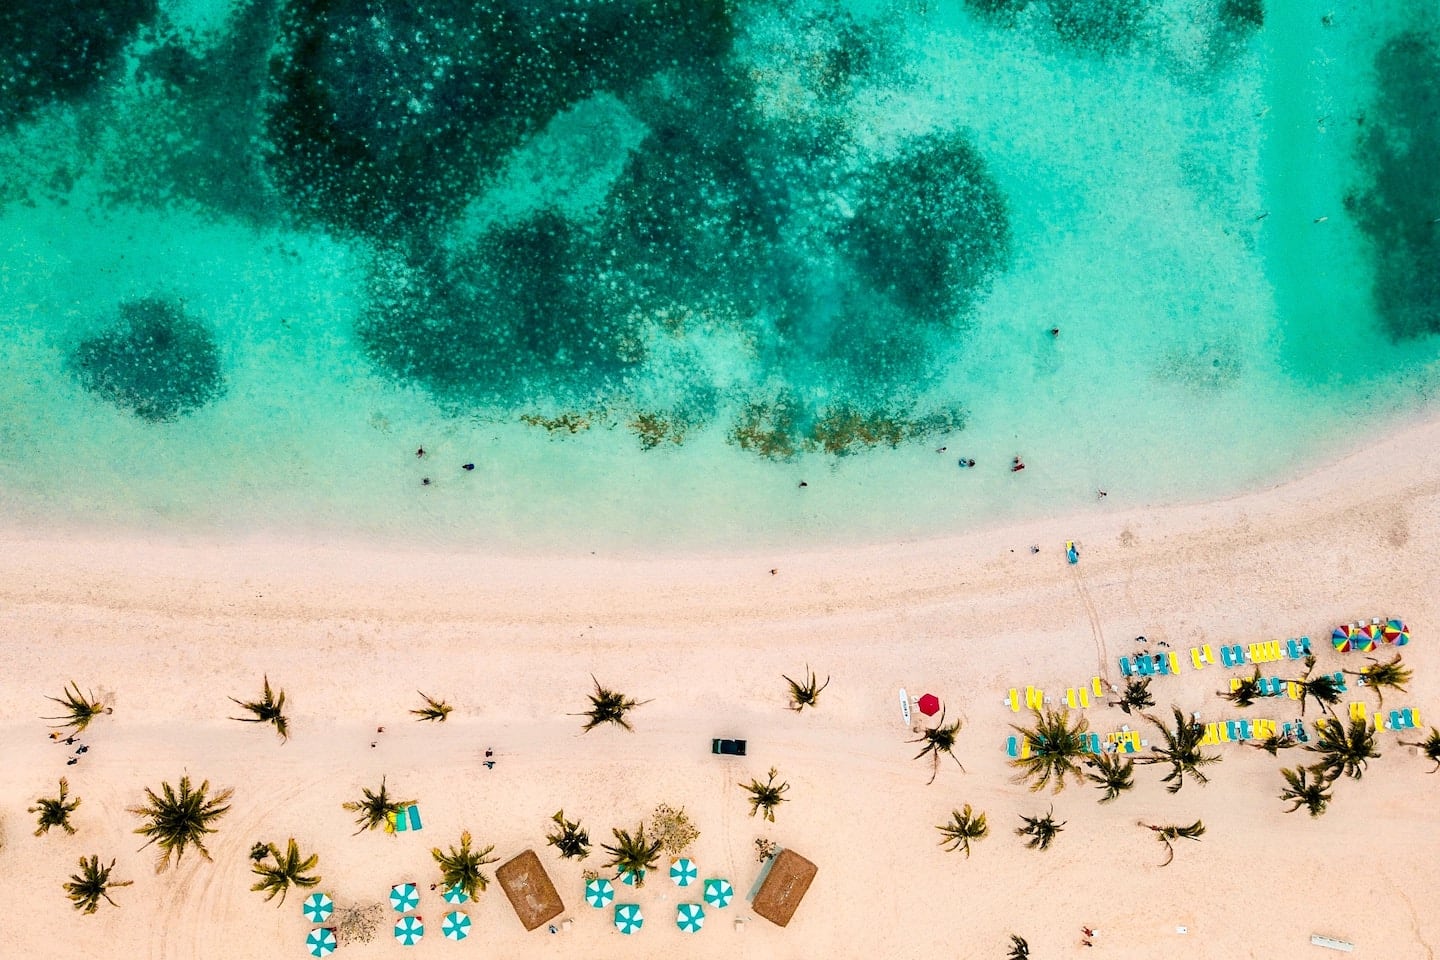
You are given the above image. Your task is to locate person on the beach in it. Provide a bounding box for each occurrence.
[1050,327,1060,337]
[416,447,425,457]
[1011,456,1025,472]
[462,463,475,471]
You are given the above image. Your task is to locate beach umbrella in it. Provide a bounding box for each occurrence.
[394,915,424,945]
[302,892,334,924]
[618,868,645,886]
[441,883,471,905]
[1331,626,1352,653]
[305,927,337,958]
[917,693,941,716]
[442,911,471,941]
[702,878,734,908]
[1356,624,1379,652]
[614,904,644,935]
[390,882,420,913]
[676,902,705,932]
[670,858,698,887]
[585,877,615,909]
[1384,619,1410,646]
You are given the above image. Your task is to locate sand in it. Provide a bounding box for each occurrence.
[4,413,1440,960]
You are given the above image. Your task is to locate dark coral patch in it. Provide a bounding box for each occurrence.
[69,298,226,422]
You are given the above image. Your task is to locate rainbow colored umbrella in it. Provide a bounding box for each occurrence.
[676,902,705,932]
[302,892,334,923]
[1384,619,1410,646]
[702,878,733,908]
[614,903,644,934]
[442,911,471,941]
[306,927,337,958]
[1331,626,1352,653]
[390,882,420,913]
[669,858,697,887]
[1355,623,1379,652]
[442,883,471,904]
[585,877,615,908]
[394,915,424,945]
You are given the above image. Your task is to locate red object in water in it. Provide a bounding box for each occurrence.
[917,693,941,716]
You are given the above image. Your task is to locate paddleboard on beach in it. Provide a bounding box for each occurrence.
[899,688,912,726]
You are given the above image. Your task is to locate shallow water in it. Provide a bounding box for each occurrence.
[0,0,1437,551]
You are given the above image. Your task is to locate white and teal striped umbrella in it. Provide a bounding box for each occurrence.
[442,911,471,941]
[676,902,705,932]
[442,883,471,904]
[669,858,698,887]
[702,878,733,908]
[390,882,420,913]
[302,892,334,923]
[618,868,645,886]
[585,877,615,908]
[614,903,644,935]
[394,915,425,945]
[305,927,337,957]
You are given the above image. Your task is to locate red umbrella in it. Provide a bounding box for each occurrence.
[917,693,941,716]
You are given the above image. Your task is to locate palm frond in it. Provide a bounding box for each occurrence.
[936,804,988,857]
[909,708,965,784]
[411,691,453,723]
[600,823,662,886]
[1015,807,1066,851]
[1137,706,1221,793]
[1083,752,1135,803]
[1346,653,1411,706]
[342,776,415,835]
[43,682,107,733]
[1140,819,1205,867]
[1219,667,1262,708]
[782,665,832,711]
[64,856,133,914]
[30,778,81,836]
[741,767,791,822]
[1306,717,1379,781]
[229,676,289,741]
[1009,708,1089,793]
[573,676,650,733]
[431,830,498,901]
[546,809,591,860]
[1278,765,1333,817]
[129,776,234,872]
[1400,727,1440,772]
[249,838,321,904]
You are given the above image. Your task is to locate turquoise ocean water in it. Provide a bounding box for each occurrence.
[0,0,1437,550]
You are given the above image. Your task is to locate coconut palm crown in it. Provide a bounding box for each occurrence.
[1401,727,1440,773]
[1290,655,1343,716]
[1140,819,1206,867]
[601,823,663,886]
[1015,807,1066,851]
[1307,717,1380,781]
[546,809,591,860]
[1010,707,1089,793]
[411,691,453,722]
[64,856,133,914]
[431,830,498,901]
[342,776,414,835]
[1220,667,1262,708]
[936,804,988,857]
[1139,706,1221,793]
[1007,935,1031,960]
[229,675,290,741]
[910,708,965,785]
[1084,752,1135,803]
[1279,765,1333,817]
[575,676,650,733]
[44,681,108,733]
[1346,652,1411,706]
[30,778,81,836]
[130,776,234,871]
[783,665,832,711]
[250,838,321,904]
[741,767,791,822]
[1115,677,1155,715]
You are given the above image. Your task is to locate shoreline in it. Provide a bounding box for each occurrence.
[4,408,1440,958]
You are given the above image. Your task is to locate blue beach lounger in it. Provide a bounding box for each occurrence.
[1119,657,1135,678]
[407,805,423,831]
[1137,656,1156,677]
[1220,645,1244,668]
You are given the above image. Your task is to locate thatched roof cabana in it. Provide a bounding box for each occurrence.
[496,849,564,931]
[750,849,817,927]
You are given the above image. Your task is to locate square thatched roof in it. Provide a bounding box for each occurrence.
[496,849,564,931]
[751,849,817,927]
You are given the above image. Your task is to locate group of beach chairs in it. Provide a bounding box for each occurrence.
[1341,703,1422,731]
[1004,726,1145,759]
[1199,717,1305,746]
[1120,637,1316,679]
[1004,676,1107,713]
[1225,669,1345,701]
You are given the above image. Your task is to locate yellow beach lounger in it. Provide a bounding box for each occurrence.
[1091,676,1104,697]
[1200,723,1220,746]
[1006,688,1021,712]
[1253,718,1277,739]
[1286,681,1302,700]
[1349,701,1367,722]
[1026,686,1044,710]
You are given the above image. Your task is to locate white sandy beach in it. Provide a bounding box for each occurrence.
[4,413,1440,960]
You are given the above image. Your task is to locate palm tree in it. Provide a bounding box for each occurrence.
[546,809,591,860]
[1007,935,1031,960]
[44,681,108,733]
[431,830,498,901]
[1139,706,1221,793]
[910,708,965,785]
[1139,820,1205,867]
[1400,727,1440,772]
[1307,717,1380,781]
[1219,667,1262,708]
[741,767,791,822]
[1010,708,1089,793]
[1279,765,1333,817]
[30,778,81,836]
[1115,677,1154,715]
[249,838,320,904]
[936,804,988,857]
[229,675,289,741]
[601,823,662,886]
[574,676,650,733]
[130,776,234,871]
[410,691,453,722]
[1015,807,1066,851]
[1252,732,1300,756]
[782,665,831,711]
[342,776,414,835]
[1346,652,1411,706]
[64,856,133,914]
[1084,752,1135,803]
[1289,655,1343,716]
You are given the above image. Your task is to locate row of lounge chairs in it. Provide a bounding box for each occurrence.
[1226,671,1347,700]
[1005,677,1105,712]
[1003,728,1143,758]
[1121,637,1316,678]
[1199,717,1302,745]
[1342,704,1421,730]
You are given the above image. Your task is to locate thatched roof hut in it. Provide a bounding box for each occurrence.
[750,849,817,927]
[496,849,564,931]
